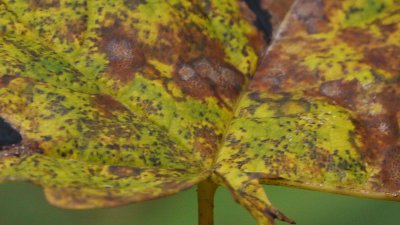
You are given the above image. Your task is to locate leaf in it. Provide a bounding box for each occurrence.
[215,0,400,224]
[0,0,398,225]
[0,0,259,209]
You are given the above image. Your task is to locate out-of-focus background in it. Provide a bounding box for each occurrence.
[0,182,399,225]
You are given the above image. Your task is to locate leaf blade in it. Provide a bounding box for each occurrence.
[216,0,400,224]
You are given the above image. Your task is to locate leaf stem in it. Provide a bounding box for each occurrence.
[197,179,218,225]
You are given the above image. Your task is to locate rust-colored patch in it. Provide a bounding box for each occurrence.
[174,58,244,107]
[319,79,359,109]
[312,79,400,166]
[175,62,215,100]
[339,27,377,47]
[142,23,226,69]
[193,126,219,159]
[377,22,397,36]
[260,0,294,31]
[246,28,267,57]
[0,141,43,158]
[249,48,318,92]
[65,20,87,43]
[161,180,188,190]
[356,86,400,163]
[93,94,130,117]
[292,0,327,34]
[0,75,17,87]
[215,66,244,98]
[359,114,399,160]
[142,25,180,65]
[274,0,330,38]
[108,166,141,178]
[30,0,60,9]
[100,18,146,82]
[363,46,400,75]
[312,81,398,167]
[193,58,244,99]
[380,146,400,191]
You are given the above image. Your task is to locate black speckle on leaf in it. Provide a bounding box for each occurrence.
[0,117,22,149]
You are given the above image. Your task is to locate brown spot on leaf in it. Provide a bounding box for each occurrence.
[162,181,188,191]
[175,63,214,99]
[378,22,397,36]
[30,0,60,9]
[192,58,244,99]
[216,66,244,97]
[351,83,400,164]
[339,27,377,47]
[357,114,399,163]
[93,95,129,117]
[380,146,400,191]
[363,46,400,75]
[0,141,43,158]
[106,39,135,61]
[319,79,359,109]
[147,25,181,64]
[123,0,146,10]
[175,58,244,107]
[193,126,219,159]
[65,20,87,43]
[0,75,17,87]
[108,166,141,178]
[100,23,146,82]
[178,65,196,81]
[249,48,318,92]
[293,0,327,34]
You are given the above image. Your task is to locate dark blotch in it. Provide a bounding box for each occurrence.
[0,75,16,87]
[0,118,22,149]
[123,0,146,10]
[244,0,273,43]
[30,0,60,9]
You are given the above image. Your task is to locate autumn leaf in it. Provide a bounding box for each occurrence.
[0,0,399,225]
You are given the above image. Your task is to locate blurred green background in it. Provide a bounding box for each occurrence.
[0,182,399,225]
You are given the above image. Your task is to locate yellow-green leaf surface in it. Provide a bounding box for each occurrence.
[0,0,260,209]
[215,0,400,224]
[0,0,398,225]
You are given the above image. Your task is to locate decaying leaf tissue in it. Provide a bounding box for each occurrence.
[0,0,398,224]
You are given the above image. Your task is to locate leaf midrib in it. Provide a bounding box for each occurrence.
[211,0,297,168]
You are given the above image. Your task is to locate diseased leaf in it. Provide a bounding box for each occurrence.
[0,0,398,225]
[215,0,399,224]
[0,0,260,209]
